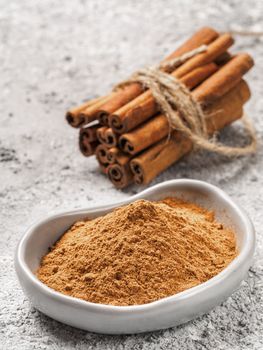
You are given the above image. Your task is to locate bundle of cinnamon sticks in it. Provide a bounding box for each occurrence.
[66,27,254,188]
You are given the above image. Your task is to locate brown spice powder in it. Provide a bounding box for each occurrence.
[37,198,237,306]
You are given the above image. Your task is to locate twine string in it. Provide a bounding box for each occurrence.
[115,46,257,157]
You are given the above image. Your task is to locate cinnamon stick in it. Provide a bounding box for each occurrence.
[108,163,133,189]
[104,128,119,148]
[96,126,119,148]
[194,53,254,105]
[96,85,144,126]
[120,53,252,155]
[109,34,234,134]
[95,144,110,165]
[164,27,219,61]
[96,126,108,144]
[79,124,100,144]
[66,96,108,128]
[106,148,128,164]
[79,125,101,156]
[66,96,104,127]
[173,33,234,78]
[130,80,250,185]
[119,114,169,155]
[79,138,99,157]
[95,27,219,125]
[107,148,133,188]
[76,94,116,128]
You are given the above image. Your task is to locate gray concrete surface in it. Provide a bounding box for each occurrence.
[0,0,263,349]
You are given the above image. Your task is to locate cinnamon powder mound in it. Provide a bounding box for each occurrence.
[37,198,237,306]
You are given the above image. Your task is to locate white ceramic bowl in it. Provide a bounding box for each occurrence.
[15,179,255,334]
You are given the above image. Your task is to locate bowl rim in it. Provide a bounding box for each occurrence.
[15,179,255,313]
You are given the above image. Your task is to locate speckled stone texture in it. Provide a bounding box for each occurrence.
[0,0,263,349]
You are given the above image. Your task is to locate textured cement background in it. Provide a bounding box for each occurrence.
[1,0,263,349]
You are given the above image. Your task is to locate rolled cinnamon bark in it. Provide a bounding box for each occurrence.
[107,148,133,188]
[204,80,250,131]
[96,85,144,126]
[66,96,104,127]
[79,124,100,144]
[109,34,234,134]
[76,94,116,128]
[97,127,119,148]
[107,148,119,164]
[107,147,131,164]
[79,125,101,156]
[108,163,133,189]
[174,33,234,78]
[130,80,250,185]
[95,27,219,125]
[79,138,99,157]
[131,135,192,185]
[119,114,169,155]
[105,128,119,148]
[194,53,254,105]
[95,144,110,165]
[165,26,219,61]
[66,96,110,128]
[96,126,108,144]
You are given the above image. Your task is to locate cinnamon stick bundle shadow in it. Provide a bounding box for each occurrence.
[130,80,250,185]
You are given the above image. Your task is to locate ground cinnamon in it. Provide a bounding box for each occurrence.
[37,198,237,306]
